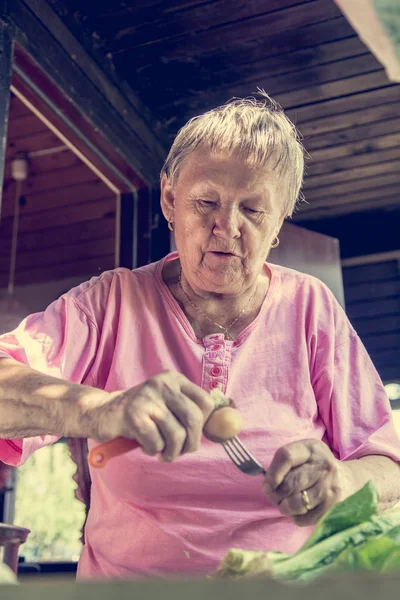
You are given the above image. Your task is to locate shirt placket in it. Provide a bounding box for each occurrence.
[201,334,232,395]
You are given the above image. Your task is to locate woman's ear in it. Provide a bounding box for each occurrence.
[160,174,175,223]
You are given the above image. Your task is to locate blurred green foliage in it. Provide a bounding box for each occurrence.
[14,442,85,562]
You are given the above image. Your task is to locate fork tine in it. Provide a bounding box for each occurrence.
[223,436,266,475]
[224,437,247,464]
[223,441,242,466]
[228,437,252,460]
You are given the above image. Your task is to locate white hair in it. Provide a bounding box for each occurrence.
[160,92,305,217]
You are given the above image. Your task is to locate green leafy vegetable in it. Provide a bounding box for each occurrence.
[298,481,379,553]
[273,507,400,581]
[216,482,400,582]
[333,535,400,573]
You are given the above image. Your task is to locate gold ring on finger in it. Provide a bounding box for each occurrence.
[301,489,311,512]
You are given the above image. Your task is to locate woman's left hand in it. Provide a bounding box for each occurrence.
[263,439,346,526]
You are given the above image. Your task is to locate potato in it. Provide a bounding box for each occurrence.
[203,406,243,442]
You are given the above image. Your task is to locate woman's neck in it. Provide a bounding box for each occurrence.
[163,258,270,340]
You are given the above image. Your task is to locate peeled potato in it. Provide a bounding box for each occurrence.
[204,406,243,442]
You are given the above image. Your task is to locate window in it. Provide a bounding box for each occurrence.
[14,442,85,563]
[386,382,400,436]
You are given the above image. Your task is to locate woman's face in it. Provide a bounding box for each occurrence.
[161,150,285,296]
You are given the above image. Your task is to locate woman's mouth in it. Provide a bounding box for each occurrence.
[208,251,237,259]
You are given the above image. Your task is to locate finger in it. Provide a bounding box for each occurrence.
[292,484,341,526]
[129,414,166,456]
[265,462,329,505]
[179,380,216,421]
[265,441,314,490]
[151,408,187,462]
[292,494,336,527]
[277,480,323,517]
[165,393,204,453]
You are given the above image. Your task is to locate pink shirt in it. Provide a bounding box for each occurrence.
[0,252,399,580]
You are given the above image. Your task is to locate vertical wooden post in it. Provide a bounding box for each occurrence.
[0,6,13,509]
[0,16,13,216]
[119,192,137,269]
[136,187,152,267]
[150,186,170,262]
[119,187,169,270]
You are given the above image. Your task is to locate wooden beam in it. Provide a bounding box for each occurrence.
[1,182,114,219]
[342,251,400,268]
[171,70,396,132]
[78,0,207,19]
[0,218,115,254]
[300,98,400,139]
[164,53,380,117]
[6,110,47,140]
[10,54,146,192]
[132,28,360,104]
[309,132,400,162]
[0,235,115,271]
[4,147,80,178]
[306,116,400,151]
[8,0,166,184]
[304,172,400,200]
[299,183,400,210]
[307,147,400,176]
[369,348,400,369]
[351,314,400,336]
[0,16,13,216]
[345,280,400,304]
[342,259,399,282]
[110,0,317,51]
[0,197,116,233]
[6,127,64,157]
[346,298,400,319]
[0,254,115,287]
[295,196,400,221]
[288,85,400,124]
[363,331,400,352]
[111,0,341,60]
[6,163,99,198]
[304,159,400,189]
[280,71,395,110]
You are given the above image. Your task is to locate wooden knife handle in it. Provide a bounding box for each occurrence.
[88,437,140,468]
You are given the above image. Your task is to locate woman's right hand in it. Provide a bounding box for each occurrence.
[88,371,215,463]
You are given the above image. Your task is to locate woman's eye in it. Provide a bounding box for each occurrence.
[198,200,215,208]
[244,207,261,214]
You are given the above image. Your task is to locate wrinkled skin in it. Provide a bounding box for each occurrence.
[93,371,214,462]
[263,439,346,526]
[161,149,285,301]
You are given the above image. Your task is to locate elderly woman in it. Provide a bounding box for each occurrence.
[0,96,399,580]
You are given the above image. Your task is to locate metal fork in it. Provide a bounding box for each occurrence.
[223,436,266,476]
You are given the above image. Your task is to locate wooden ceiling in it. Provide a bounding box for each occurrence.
[46,0,400,223]
[0,94,116,287]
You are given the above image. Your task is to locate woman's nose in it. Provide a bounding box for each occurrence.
[213,209,241,239]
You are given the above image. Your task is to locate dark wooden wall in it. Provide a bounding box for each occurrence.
[343,259,400,383]
[0,94,116,286]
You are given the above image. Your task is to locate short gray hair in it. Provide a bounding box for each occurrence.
[160,93,305,218]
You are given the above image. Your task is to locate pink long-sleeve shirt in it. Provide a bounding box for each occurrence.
[0,252,399,579]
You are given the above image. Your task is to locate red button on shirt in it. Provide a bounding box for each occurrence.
[212,344,221,351]
[209,380,220,390]
[211,366,222,377]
